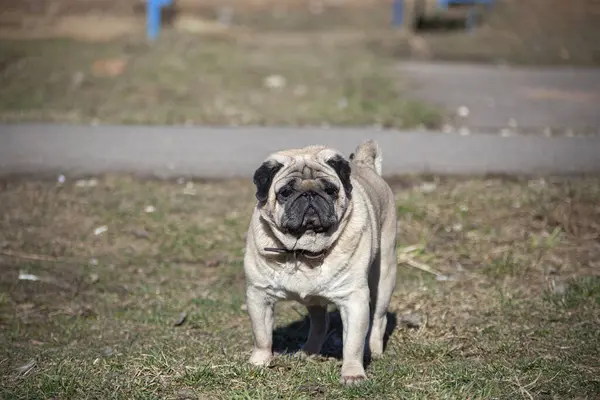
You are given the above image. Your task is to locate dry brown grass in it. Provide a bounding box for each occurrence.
[0,174,599,399]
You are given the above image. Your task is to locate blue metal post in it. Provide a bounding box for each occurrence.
[147,0,173,41]
[438,0,449,9]
[392,0,404,27]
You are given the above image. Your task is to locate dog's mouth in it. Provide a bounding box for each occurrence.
[283,210,332,237]
[281,192,336,237]
[300,206,327,233]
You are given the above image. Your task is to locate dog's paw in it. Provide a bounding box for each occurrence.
[340,373,367,386]
[369,345,384,360]
[340,363,367,386]
[249,349,272,366]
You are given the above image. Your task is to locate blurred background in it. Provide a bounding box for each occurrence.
[1,0,599,128]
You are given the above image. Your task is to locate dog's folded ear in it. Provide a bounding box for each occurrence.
[253,160,283,204]
[326,155,352,199]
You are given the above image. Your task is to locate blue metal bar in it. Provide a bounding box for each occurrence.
[439,0,493,4]
[392,0,405,27]
[391,0,495,29]
[438,0,494,8]
[147,0,173,41]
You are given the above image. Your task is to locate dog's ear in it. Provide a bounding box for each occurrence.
[327,155,352,199]
[253,160,283,204]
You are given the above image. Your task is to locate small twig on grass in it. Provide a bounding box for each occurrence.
[1,249,61,262]
[398,245,444,277]
[398,244,423,254]
[508,372,542,400]
[400,256,444,277]
[1,250,90,268]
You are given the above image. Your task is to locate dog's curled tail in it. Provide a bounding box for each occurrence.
[349,140,383,176]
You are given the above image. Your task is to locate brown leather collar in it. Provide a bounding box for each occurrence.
[263,247,327,261]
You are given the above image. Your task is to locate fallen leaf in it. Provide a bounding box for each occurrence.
[94,226,108,236]
[92,58,128,77]
[131,229,150,239]
[174,312,188,327]
[18,272,40,281]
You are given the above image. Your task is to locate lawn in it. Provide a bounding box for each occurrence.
[1,174,599,399]
[0,31,441,129]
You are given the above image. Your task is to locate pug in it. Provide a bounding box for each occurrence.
[243,140,398,385]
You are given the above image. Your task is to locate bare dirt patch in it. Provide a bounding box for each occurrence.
[1,174,599,398]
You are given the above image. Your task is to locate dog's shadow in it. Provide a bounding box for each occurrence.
[272,308,397,366]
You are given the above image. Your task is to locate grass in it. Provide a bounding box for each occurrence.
[0,30,441,128]
[1,174,599,399]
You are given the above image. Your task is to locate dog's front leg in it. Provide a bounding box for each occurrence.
[246,285,275,366]
[338,289,370,385]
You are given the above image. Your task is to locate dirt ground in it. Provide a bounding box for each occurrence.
[0,174,599,398]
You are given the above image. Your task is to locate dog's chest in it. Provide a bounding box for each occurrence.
[260,259,353,303]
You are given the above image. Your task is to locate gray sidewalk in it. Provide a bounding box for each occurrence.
[1,123,599,178]
[399,61,600,132]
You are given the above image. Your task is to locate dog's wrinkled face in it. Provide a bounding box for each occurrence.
[252,146,353,249]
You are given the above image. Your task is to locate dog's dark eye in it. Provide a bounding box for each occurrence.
[277,187,294,200]
[324,185,339,197]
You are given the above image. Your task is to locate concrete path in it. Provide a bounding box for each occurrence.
[398,61,600,132]
[1,123,599,179]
